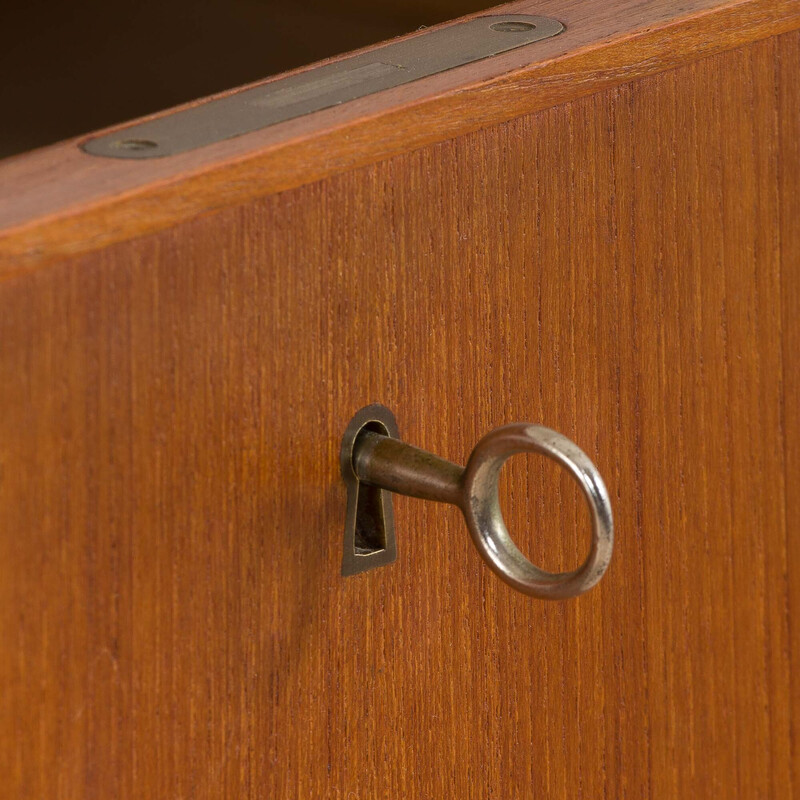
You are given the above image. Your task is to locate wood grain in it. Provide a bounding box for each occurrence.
[1,23,798,797]
[779,29,800,794]
[1,0,799,274]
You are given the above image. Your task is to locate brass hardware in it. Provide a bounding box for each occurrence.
[81,15,563,159]
[340,404,399,576]
[341,404,614,600]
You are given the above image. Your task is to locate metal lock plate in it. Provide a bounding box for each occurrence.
[82,15,563,159]
[340,404,400,577]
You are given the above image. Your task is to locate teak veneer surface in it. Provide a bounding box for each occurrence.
[1,0,800,272]
[1,7,799,794]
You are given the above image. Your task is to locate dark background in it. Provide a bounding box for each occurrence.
[0,0,488,159]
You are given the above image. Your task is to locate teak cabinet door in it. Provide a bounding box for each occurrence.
[1,0,799,797]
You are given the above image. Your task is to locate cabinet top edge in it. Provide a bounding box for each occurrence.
[0,0,797,276]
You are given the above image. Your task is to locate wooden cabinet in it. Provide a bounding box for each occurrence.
[1,0,799,796]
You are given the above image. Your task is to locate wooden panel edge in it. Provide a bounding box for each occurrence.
[0,0,798,277]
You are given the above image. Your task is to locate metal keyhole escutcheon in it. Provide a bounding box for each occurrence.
[340,404,614,600]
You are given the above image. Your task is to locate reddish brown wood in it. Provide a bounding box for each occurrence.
[779,29,800,792]
[1,0,799,274]
[1,8,799,800]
